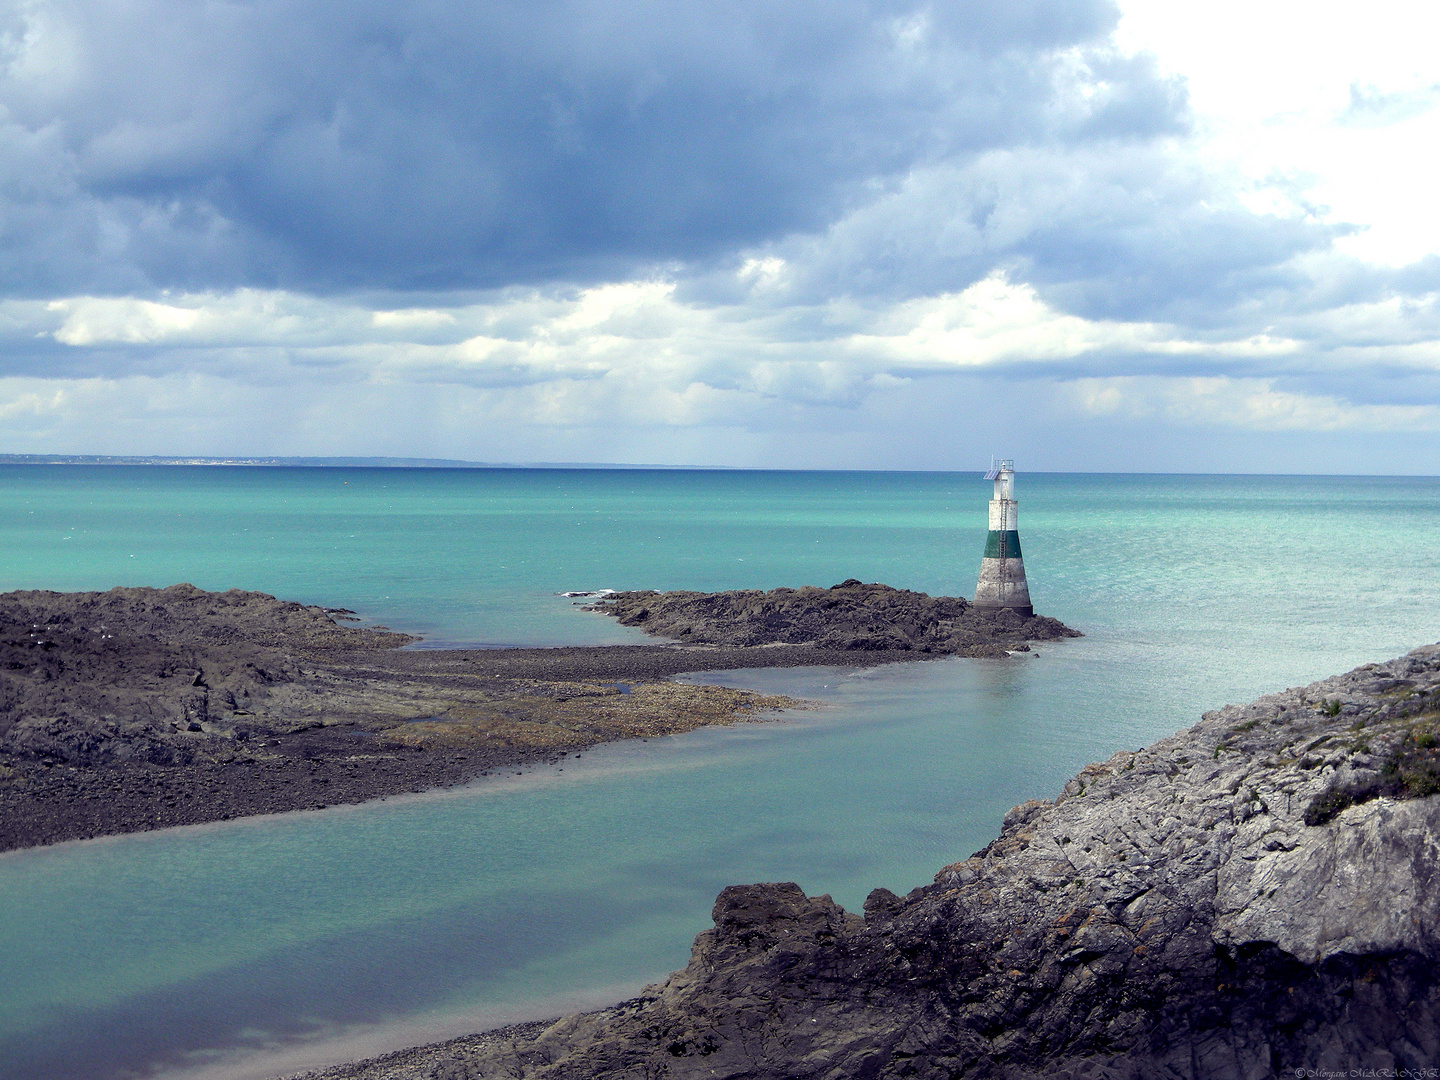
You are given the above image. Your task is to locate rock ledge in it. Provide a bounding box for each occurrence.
[588,579,1079,657]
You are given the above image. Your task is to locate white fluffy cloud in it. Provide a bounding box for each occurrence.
[1116,0,1440,267]
[0,274,1312,386]
[3,264,1436,457]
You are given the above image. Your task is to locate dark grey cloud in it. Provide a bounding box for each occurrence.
[0,0,1192,296]
[1268,368,1440,409]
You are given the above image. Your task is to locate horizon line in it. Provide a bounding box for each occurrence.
[1,454,1437,478]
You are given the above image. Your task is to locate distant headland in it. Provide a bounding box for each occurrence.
[0,454,718,468]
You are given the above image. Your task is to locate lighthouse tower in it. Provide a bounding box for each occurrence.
[973,459,1033,617]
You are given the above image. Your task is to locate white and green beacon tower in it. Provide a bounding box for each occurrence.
[973,459,1033,617]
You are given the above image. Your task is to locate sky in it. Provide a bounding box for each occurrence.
[1,0,1438,472]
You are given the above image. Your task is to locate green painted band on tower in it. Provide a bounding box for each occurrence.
[983,530,1023,559]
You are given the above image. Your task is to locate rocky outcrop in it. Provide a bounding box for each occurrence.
[588,580,1079,657]
[0,584,413,769]
[323,643,1440,1079]
[0,586,806,851]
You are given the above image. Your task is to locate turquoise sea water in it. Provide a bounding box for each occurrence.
[0,467,1438,1080]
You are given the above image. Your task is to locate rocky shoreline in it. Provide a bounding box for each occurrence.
[0,586,795,851]
[295,642,1440,1079]
[1,580,1067,852]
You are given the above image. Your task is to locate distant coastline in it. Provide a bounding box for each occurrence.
[0,453,720,469]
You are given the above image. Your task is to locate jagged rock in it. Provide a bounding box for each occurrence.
[588,580,1079,657]
[322,643,1440,1079]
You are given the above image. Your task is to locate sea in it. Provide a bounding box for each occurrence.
[0,466,1437,1080]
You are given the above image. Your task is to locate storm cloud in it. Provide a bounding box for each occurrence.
[0,0,1185,296]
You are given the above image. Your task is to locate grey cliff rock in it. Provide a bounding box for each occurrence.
[306,643,1440,1080]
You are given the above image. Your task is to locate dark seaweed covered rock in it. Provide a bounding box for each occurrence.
[0,584,412,769]
[588,579,1079,657]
